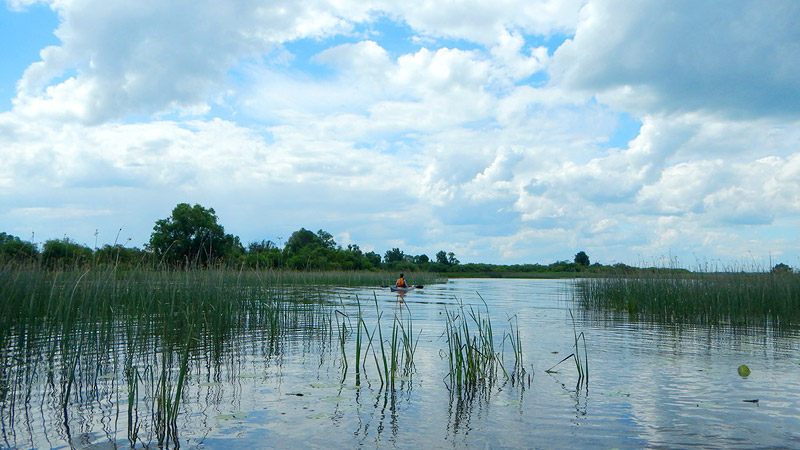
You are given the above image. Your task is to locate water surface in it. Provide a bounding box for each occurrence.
[3,278,800,449]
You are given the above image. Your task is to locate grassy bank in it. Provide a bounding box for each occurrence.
[576,271,800,328]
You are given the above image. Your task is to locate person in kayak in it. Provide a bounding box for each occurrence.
[395,273,408,288]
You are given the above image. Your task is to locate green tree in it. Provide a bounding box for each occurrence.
[435,250,459,266]
[384,247,405,264]
[94,244,148,266]
[0,232,38,262]
[283,228,341,270]
[316,229,337,249]
[364,251,382,268]
[447,252,460,265]
[149,203,239,266]
[574,251,590,266]
[42,238,92,268]
[248,239,277,253]
[284,228,323,254]
[771,263,793,274]
[244,240,282,268]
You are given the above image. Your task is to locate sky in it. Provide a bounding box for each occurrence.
[1,0,799,268]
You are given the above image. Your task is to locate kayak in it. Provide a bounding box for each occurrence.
[390,286,414,293]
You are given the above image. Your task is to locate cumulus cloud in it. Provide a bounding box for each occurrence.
[376,0,583,45]
[551,0,800,119]
[12,0,368,123]
[3,0,800,266]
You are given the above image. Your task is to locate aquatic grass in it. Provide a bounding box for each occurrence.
[544,311,588,388]
[154,321,193,448]
[443,298,506,389]
[577,271,800,328]
[503,314,528,384]
[0,265,358,448]
[125,364,142,446]
[397,301,420,374]
[335,309,350,380]
[332,294,419,388]
[570,310,588,386]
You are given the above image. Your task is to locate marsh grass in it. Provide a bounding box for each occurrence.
[503,314,528,385]
[335,294,418,388]
[542,311,588,389]
[0,265,370,447]
[443,297,506,390]
[577,271,800,328]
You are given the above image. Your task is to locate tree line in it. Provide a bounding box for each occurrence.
[5,203,792,274]
[0,203,469,272]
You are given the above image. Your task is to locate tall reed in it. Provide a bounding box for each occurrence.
[577,271,800,328]
[0,265,350,448]
[443,298,505,389]
[333,294,418,388]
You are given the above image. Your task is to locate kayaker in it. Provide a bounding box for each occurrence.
[395,273,408,288]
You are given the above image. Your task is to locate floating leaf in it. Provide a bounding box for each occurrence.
[306,413,331,419]
[737,365,751,377]
[322,396,347,403]
[215,412,248,420]
[239,373,260,379]
[492,400,522,407]
[602,391,631,397]
[309,382,340,389]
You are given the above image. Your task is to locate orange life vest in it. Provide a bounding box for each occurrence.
[396,277,407,287]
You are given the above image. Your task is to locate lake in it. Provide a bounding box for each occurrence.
[3,278,800,449]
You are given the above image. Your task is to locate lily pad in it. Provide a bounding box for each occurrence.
[306,413,331,419]
[309,382,341,389]
[737,365,751,377]
[602,391,631,397]
[492,400,522,407]
[215,412,248,420]
[239,373,261,379]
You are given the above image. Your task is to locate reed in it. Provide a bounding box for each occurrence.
[570,310,588,386]
[0,265,354,447]
[503,314,527,383]
[331,294,419,388]
[577,271,800,328]
[543,310,588,387]
[443,298,505,389]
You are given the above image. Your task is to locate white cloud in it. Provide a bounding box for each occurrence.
[12,0,367,124]
[2,0,800,267]
[376,0,584,45]
[551,0,800,119]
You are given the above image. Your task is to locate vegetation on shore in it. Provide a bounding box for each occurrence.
[576,270,800,328]
[8,202,771,277]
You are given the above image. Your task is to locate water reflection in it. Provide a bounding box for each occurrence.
[2,279,800,448]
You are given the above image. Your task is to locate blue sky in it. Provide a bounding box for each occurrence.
[1,0,799,268]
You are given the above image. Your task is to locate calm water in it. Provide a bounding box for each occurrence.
[3,278,800,449]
